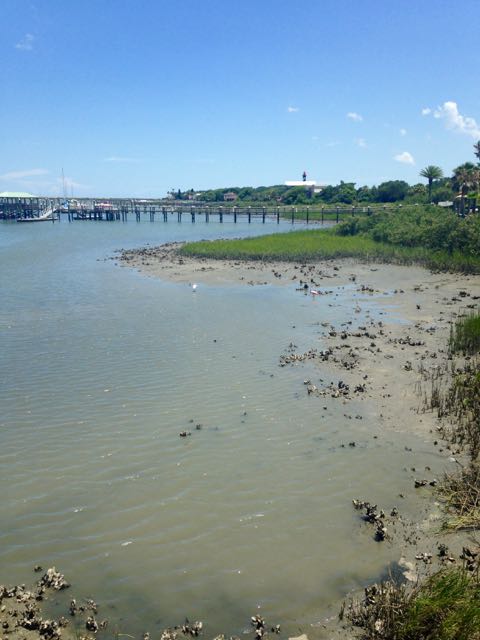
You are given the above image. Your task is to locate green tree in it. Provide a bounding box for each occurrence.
[377,180,409,202]
[452,163,480,216]
[406,183,427,202]
[282,186,308,204]
[474,141,480,162]
[431,185,454,204]
[318,185,336,203]
[317,182,356,204]
[356,185,375,202]
[237,187,254,200]
[335,181,356,204]
[452,163,479,193]
[419,165,443,202]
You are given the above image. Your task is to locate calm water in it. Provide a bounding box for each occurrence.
[1,219,442,637]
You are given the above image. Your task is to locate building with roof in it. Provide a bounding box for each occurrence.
[284,181,323,194]
[0,191,36,199]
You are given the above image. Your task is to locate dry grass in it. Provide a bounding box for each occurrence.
[442,364,480,461]
[437,463,480,531]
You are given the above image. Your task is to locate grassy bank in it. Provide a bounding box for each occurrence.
[180,225,480,273]
[180,228,408,262]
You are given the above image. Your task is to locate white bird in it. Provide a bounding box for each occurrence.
[192,283,197,291]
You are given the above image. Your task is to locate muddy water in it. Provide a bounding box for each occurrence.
[1,220,444,637]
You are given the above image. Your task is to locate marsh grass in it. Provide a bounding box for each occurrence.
[438,463,480,531]
[179,228,480,273]
[449,313,480,356]
[344,567,480,639]
[441,364,480,460]
[343,581,411,639]
[401,568,480,639]
[437,360,480,530]
[422,314,480,530]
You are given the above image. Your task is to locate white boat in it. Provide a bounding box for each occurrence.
[17,206,56,222]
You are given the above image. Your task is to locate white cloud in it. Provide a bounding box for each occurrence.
[104,156,141,163]
[432,101,480,139]
[347,112,363,122]
[421,107,431,116]
[394,151,415,165]
[287,106,299,113]
[15,33,34,51]
[355,138,367,148]
[325,140,341,147]
[0,168,49,180]
[400,128,407,136]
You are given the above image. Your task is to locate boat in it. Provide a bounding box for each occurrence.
[94,202,119,213]
[17,206,56,223]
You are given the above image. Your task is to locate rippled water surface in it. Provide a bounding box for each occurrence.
[1,220,442,636]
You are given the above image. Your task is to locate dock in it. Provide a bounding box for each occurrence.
[0,196,387,224]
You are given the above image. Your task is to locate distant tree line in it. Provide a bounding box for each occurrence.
[171,180,451,205]
[171,141,480,209]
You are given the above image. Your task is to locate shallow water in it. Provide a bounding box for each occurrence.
[1,219,444,637]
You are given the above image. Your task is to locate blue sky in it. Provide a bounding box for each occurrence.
[2,0,480,197]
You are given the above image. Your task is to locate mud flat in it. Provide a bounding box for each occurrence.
[118,241,480,440]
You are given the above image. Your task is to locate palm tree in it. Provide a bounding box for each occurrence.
[474,141,480,163]
[452,162,480,216]
[419,165,443,202]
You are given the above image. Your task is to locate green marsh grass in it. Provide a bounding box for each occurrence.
[182,206,480,272]
[345,567,480,639]
[180,227,480,273]
[401,568,480,640]
[449,313,480,356]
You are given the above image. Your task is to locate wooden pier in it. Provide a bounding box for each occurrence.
[1,196,399,225]
[64,202,297,224]
[63,203,359,224]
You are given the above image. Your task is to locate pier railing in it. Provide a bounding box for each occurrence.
[0,197,416,224]
[61,203,408,224]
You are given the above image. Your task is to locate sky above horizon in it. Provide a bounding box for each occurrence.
[2,0,480,198]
